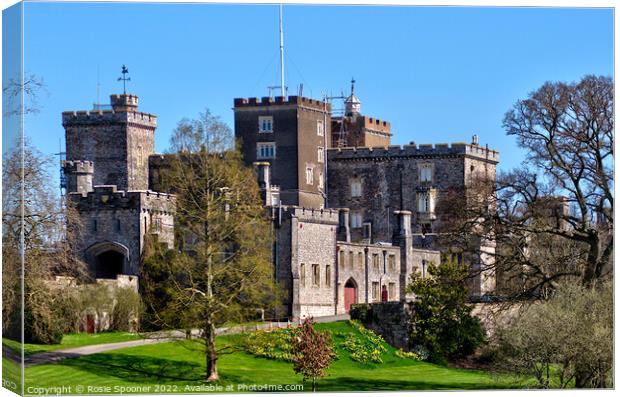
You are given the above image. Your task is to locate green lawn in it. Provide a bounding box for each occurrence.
[3,331,141,357]
[22,321,528,393]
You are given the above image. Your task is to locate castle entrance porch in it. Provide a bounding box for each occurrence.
[344,278,358,313]
[85,241,129,279]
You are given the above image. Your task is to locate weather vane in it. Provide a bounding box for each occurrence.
[117,65,131,95]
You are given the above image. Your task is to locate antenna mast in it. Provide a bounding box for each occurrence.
[279,4,285,97]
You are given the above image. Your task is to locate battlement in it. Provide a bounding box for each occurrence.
[233,96,331,112]
[327,142,499,163]
[69,185,175,213]
[62,109,157,128]
[279,205,340,224]
[362,116,391,134]
[62,160,94,173]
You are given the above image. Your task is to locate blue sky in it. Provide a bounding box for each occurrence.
[15,2,614,185]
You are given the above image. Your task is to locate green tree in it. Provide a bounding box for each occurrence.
[406,258,486,365]
[291,318,337,392]
[142,109,277,381]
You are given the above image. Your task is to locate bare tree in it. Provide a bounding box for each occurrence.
[439,75,613,297]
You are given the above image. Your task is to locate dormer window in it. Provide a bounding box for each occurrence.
[258,116,273,133]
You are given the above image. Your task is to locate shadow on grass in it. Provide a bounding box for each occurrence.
[311,376,521,391]
[58,352,205,383]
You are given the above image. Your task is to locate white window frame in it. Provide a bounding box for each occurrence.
[258,116,273,133]
[351,180,362,198]
[417,191,435,214]
[306,166,314,185]
[317,120,324,136]
[350,211,363,228]
[318,172,324,189]
[318,147,324,163]
[257,142,276,159]
[419,163,433,183]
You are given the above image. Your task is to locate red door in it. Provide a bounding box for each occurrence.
[344,285,357,313]
[86,315,95,334]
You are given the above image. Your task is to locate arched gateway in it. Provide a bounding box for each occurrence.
[85,241,130,279]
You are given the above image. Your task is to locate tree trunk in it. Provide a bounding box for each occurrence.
[312,377,316,392]
[205,319,219,381]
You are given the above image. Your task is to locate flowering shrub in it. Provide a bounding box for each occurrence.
[395,348,421,361]
[241,328,296,362]
[340,320,387,364]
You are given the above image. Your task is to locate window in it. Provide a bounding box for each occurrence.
[306,167,314,185]
[325,265,331,287]
[116,219,121,232]
[348,251,354,269]
[421,260,428,278]
[270,192,280,206]
[257,142,276,159]
[339,250,345,269]
[317,147,324,163]
[318,172,324,189]
[388,255,396,272]
[317,120,324,136]
[92,219,98,232]
[153,217,162,232]
[372,282,380,302]
[312,264,320,287]
[372,254,380,272]
[258,116,273,133]
[388,282,396,300]
[350,211,363,228]
[351,180,362,197]
[417,191,435,214]
[419,163,433,182]
[357,252,363,267]
[300,263,306,287]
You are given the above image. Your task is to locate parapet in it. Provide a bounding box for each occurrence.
[62,160,94,174]
[362,116,391,134]
[327,142,499,163]
[62,109,157,128]
[279,205,340,224]
[69,185,175,214]
[110,94,138,111]
[233,96,331,112]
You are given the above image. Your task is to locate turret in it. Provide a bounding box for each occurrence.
[62,160,94,194]
[110,94,139,112]
[254,161,272,205]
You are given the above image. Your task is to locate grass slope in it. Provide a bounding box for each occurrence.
[23,321,526,392]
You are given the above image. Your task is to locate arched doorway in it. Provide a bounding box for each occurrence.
[95,250,124,279]
[344,278,358,313]
[85,241,129,279]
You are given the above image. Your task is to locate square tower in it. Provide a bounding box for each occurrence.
[63,94,156,191]
[234,96,331,209]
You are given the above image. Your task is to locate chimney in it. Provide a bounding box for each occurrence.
[254,161,272,205]
[337,208,351,242]
[394,210,412,237]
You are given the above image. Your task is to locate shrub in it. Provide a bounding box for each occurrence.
[111,287,141,332]
[349,304,369,323]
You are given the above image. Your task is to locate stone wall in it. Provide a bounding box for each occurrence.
[350,301,411,350]
[63,94,156,192]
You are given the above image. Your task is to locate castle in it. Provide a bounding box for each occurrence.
[62,84,498,320]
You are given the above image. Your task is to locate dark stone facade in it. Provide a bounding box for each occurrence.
[234,96,331,209]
